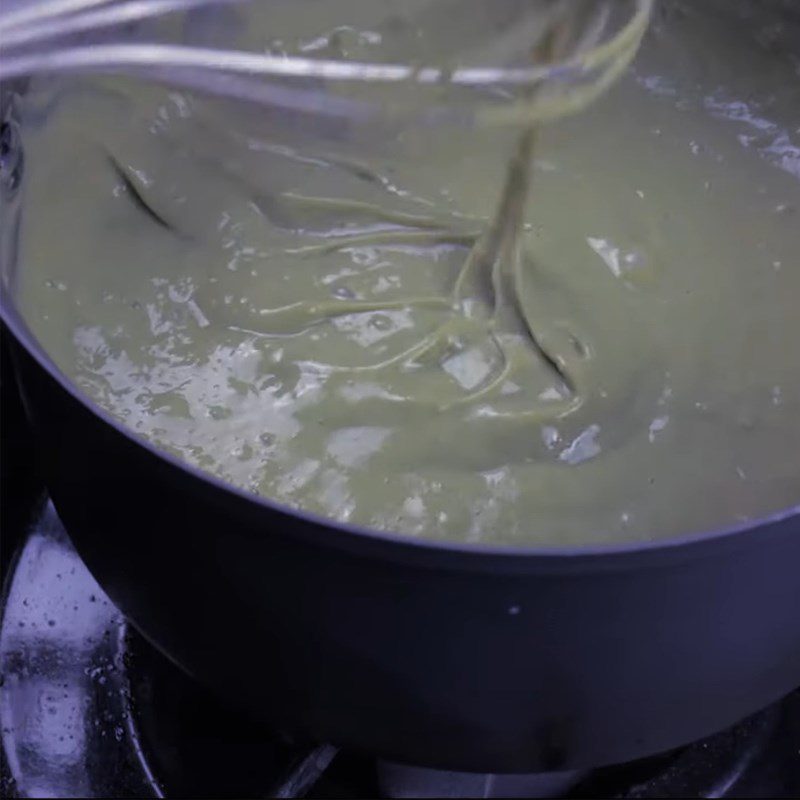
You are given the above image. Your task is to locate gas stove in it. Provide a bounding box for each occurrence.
[2,497,799,799]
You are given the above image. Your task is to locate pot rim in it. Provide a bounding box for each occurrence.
[3,296,798,567]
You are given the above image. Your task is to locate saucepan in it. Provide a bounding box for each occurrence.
[1,0,799,773]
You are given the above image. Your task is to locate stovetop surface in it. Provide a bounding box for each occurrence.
[1,498,799,799]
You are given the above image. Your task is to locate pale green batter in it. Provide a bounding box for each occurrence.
[13,1,800,545]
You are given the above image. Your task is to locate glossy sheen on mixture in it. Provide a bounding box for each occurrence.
[14,2,800,545]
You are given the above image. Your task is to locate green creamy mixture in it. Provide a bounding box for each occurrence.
[14,2,800,546]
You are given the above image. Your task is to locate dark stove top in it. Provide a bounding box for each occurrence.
[2,498,799,799]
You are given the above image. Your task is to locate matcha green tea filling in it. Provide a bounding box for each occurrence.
[13,0,800,545]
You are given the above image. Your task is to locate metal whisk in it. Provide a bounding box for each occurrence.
[0,0,654,127]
